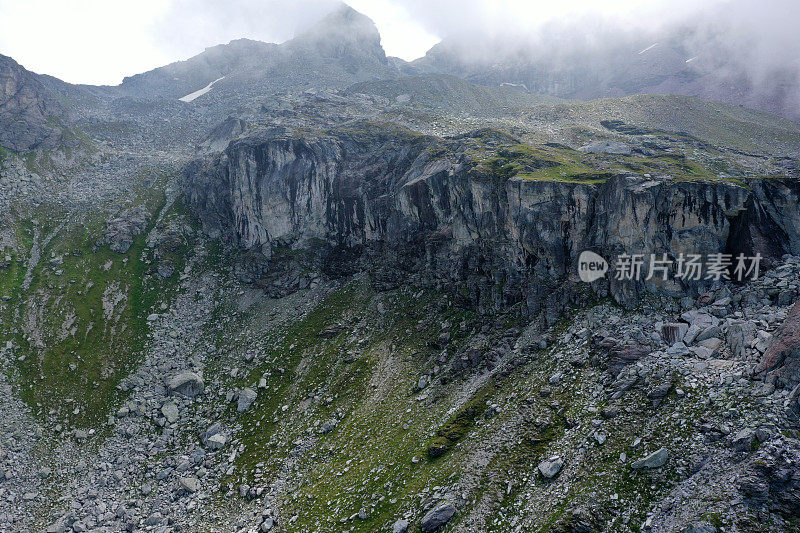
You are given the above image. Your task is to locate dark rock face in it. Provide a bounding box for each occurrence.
[0,54,65,152]
[184,125,800,315]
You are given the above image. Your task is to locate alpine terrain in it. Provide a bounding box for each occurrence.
[1,4,800,533]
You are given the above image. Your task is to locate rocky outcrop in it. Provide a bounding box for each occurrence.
[754,299,800,389]
[184,125,800,314]
[0,54,65,152]
[740,436,800,518]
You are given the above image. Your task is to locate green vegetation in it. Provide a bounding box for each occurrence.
[427,386,491,459]
[0,178,191,428]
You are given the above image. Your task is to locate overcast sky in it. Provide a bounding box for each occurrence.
[0,0,778,86]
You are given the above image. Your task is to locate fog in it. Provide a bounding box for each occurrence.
[1,0,798,98]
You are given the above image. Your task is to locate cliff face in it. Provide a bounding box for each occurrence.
[0,54,64,152]
[184,127,800,314]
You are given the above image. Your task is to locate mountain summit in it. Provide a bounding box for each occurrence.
[118,4,389,103]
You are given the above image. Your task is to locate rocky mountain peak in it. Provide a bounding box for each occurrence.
[289,3,387,68]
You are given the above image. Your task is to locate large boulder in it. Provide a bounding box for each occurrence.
[237,388,257,412]
[167,372,204,397]
[754,299,800,388]
[421,502,456,532]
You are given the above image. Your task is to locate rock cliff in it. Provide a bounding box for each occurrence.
[184,125,800,314]
[0,54,65,152]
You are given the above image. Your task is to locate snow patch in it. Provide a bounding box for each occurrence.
[638,43,658,55]
[179,77,225,103]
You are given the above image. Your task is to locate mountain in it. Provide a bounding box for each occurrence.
[118,5,391,104]
[408,22,800,122]
[3,4,800,533]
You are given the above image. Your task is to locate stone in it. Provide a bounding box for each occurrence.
[319,419,338,434]
[695,326,722,343]
[237,387,257,412]
[730,428,756,452]
[665,342,690,357]
[538,456,564,478]
[421,502,456,532]
[156,260,175,279]
[161,402,179,424]
[632,447,669,469]
[727,320,757,360]
[755,299,800,388]
[168,371,204,397]
[392,518,410,533]
[662,323,688,344]
[179,476,200,493]
[207,433,227,450]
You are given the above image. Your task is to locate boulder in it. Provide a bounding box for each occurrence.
[754,299,800,388]
[421,502,456,532]
[161,402,179,424]
[662,323,688,344]
[167,372,204,397]
[632,447,669,469]
[178,476,200,493]
[727,320,757,360]
[538,455,564,478]
[730,428,756,452]
[392,518,410,533]
[237,387,257,412]
[206,433,227,450]
[740,436,800,517]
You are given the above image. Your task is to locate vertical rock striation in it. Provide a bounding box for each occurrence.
[184,126,800,314]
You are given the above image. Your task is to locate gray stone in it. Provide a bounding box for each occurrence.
[662,323,688,344]
[421,502,456,532]
[632,447,669,469]
[207,433,227,450]
[179,476,200,493]
[168,371,204,397]
[237,387,257,412]
[731,428,757,452]
[537,455,564,478]
[392,518,410,533]
[161,402,179,424]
